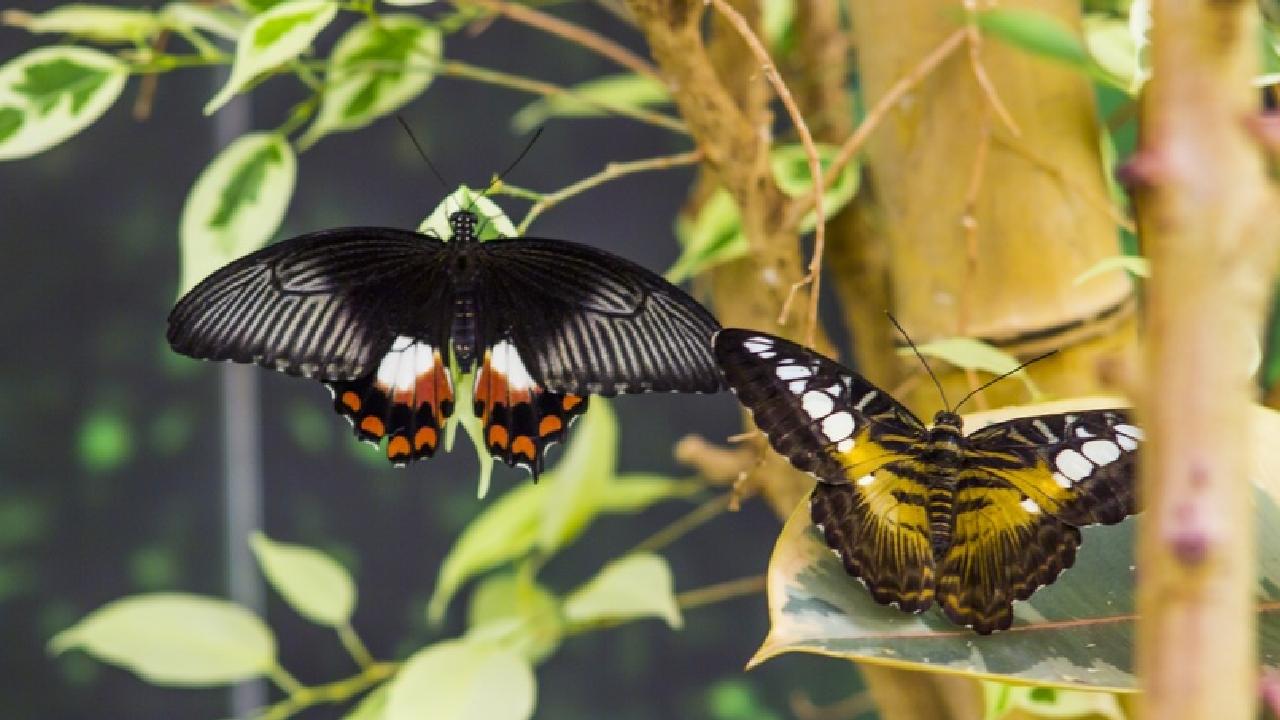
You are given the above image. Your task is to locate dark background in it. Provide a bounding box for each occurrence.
[0,2,866,718]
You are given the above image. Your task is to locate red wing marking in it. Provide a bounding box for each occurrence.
[473,339,589,477]
[327,336,455,466]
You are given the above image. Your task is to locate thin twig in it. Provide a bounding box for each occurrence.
[631,493,734,555]
[787,28,967,227]
[963,2,1021,138]
[516,150,702,232]
[132,29,170,121]
[706,0,826,346]
[675,574,766,610]
[994,131,1137,233]
[465,0,661,81]
[957,113,991,336]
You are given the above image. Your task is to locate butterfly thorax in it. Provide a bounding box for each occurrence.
[922,410,966,559]
[448,210,481,245]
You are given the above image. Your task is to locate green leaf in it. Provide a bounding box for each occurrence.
[427,483,542,625]
[160,2,246,42]
[563,553,682,630]
[597,473,702,512]
[8,5,160,43]
[343,683,391,720]
[383,0,436,5]
[420,186,517,241]
[300,14,443,149]
[179,132,296,296]
[536,401,618,553]
[666,189,747,283]
[752,400,1280,691]
[982,681,1124,720]
[205,0,337,115]
[903,337,1045,401]
[0,46,127,161]
[50,593,276,686]
[250,532,356,627]
[770,143,861,233]
[1074,255,1149,286]
[467,573,563,663]
[974,8,1090,66]
[511,73,670,134]
[1083,15,1145,93]
[386,639,536,720]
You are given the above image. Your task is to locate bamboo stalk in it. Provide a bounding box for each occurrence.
[1133,1,1279,718]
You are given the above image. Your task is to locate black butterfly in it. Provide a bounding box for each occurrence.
[168,206,724,476]
[714,329,1140,634]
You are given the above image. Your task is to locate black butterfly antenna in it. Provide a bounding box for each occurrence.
[466,127,545,237]
[396,115,450,191]
[887,312,951,412]
[952,348,1058,414]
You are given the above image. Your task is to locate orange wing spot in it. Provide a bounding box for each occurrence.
[539,415,563,437]
[341,391,362,412]
[488,425,510,449]
[360,416,386,437]
[387,435,411,459]
[414,426,438,451]
[512,435,537,460]
[562,395,584,411]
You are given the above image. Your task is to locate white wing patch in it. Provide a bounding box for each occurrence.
[802,390,834,419]
[822,412,856,442]
[486,339,538,391]
[375,335,437,391]
[1055,448,1092,482]
[1082,439,1121,466]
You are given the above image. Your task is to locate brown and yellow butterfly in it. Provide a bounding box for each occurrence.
[714,329,1141,634]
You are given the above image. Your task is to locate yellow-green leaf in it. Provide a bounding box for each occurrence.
[563,553,682,630]
[536,401,618,553]
[161,2,246,42]
[343,683,391,720]
[250,532,356,627]
[50,593,275,686]
[1074,255,1149,286]
[974,8,1090,66]
[1083,15,1145,93]
[903,336,1044,401]
[597,473,701,512]
[386,639,535,720]
[467,573,563,663]
[770,143,860,233]
[0,46,127,161]
[511,73,670,134]
[205,0,337,115]
[6,5,160,43]
[751,400,1280,691]
[179,132,296,296]
[665,188,746,283]
[983,681,1124,720]
[420,186,517,241]
[300,14,443,149]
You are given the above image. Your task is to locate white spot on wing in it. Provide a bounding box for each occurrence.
[836,438,855,453]
[490,339,537,390]
[789,380,808,394]
[1074,426,1096,439]
[1056,448,1092,482]
[1032,419,1059,442]
[856,473,876,487]
[776,365,811,381]
[1115,423,1144,441]
[1020,497,1040,514]
[822,412,856,441]
[1117,434,1138,451]
[376,335,436,391]
[802,391,834,419]
[1053,472,1072,489]
[1082,439,1121,466]
[743,338,773,353]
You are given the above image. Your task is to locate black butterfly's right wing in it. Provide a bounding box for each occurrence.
[714,329,939,612]
[473,238,725,396]
[168,227,451,381]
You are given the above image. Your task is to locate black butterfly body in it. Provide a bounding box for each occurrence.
[168,209,724,475]
[714,329,1141,633]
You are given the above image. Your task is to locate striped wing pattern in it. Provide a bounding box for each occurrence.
[167,227,447,381]
[478,239,725,396]
[714,328,1142,634]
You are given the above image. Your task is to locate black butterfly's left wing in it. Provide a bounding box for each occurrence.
[473,238,725,396]
[935,410,1142,633]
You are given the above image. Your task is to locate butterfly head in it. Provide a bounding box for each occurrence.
[930,410,964,436]
[448,210,480,244]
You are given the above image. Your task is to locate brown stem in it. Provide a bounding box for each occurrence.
[1134,1,1280,718]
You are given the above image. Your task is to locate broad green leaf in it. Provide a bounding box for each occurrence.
[983,681,1123,720]
[752,399,1280,691]
[537,401,618,552]
[1074,255,1149,286]
[384,0,436,5]
[161,2,246,42]
[50,593,276,686]
[770,143,861,233]
[0,46,127,161]
[7,5,160,42]
[343,683,390,720]
[250,532,356,627]
[386,639,535,720]
[205,0,337,115]
[563,553,682,629]
[467,573,563,663]
[179,132,296,296]
[974,9,1090,67]
[597,473,702,512]
[511,73,670,134]
[420,186,517,241]
[300,15,443,149]
[427,482,542,625]
[904,337,1044,401]
[1083,15,1145,93]
[666,189,746,283]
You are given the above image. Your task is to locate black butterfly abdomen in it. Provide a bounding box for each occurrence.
[451,289,479,371]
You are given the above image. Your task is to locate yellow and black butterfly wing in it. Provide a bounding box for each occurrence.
[938,410,1142,633]
[715,329,938,611]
